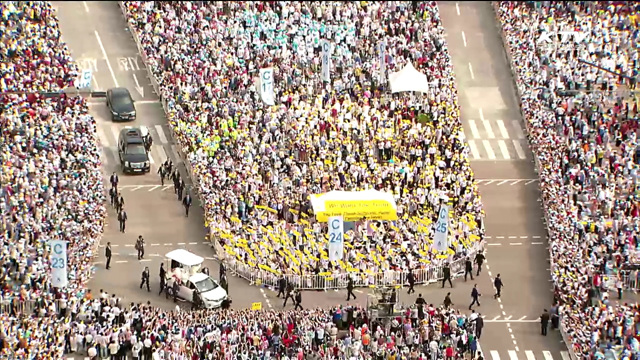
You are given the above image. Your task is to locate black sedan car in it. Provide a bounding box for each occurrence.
[106,87,136,122]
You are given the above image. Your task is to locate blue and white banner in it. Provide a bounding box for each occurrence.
[433,205,450,252]
[328,216,344,261]
[259,68,275,106]
[50,240,68,288]
[76,69,92,89]
[321,40,331,82]
[379,41,386,81]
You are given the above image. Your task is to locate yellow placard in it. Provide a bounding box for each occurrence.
[251,302,262,311]
[315,199,398,222]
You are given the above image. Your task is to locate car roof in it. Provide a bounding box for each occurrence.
[120,128,144,144]
[111,87,131,97]
[165,249,204,267]
[189,272,211,283]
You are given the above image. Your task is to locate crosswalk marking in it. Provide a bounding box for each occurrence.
[496,120,510,138]
[483,140,496,159]
[110,126,120,147]
[560,352,570,360]
[483,120,496,139]
[490,351,501,360]
[512,140,526,159]
[468,140,481,159]
[498,140,510,159]
[512,120,526,139]
[172,144,183,163]
[525,351,536,360]
[468,120,481,138]
[155,125,168,144]
[508,350,518,360]
[543,351,553,360]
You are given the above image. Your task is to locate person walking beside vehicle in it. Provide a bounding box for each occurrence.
[182,193,192,217]
[136,236,145,260]
[158,263,166,295]
[105,242,112,270]
[140,267,150,292]
[109,186,117,207]
[118,208,128,233]
[177,178,185,201]
[115,193,124,213]
[172,279,180,303]
[172,170,180,194]
[220,273,228,293]
[494,274,504,299]
[110,172,119,192]
[157,165,166,186]
[475,252,485,276]
[442,263,453,288]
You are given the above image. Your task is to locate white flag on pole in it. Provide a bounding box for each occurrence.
[433,205,450,252]
[50,240,68,288]
[259,68,275,106]
[328,216,344,261]
[321,40,331,82]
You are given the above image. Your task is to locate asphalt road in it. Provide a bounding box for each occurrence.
[439,2,568,360]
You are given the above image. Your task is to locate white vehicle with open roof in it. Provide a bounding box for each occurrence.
[164,249,227,309]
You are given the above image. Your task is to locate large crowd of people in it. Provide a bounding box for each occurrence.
[497,1,640,358]
[0,0,105,322]
[121,0,485,285]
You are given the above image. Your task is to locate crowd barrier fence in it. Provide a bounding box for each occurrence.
[117,1,481,291]
[489,3,580,360]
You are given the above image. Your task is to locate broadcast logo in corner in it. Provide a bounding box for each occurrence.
[537,31,587,44]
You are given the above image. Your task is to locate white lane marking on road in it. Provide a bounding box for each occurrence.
[525,351,536,360]
[94,31,119,87]
[150,243,160,246]
[188,242,198,245]
[177,242,185,245]
[131,186,144,192]
[496,120,510,138]
[468,62,475,79]
[508,236,517,239]
[512,120,526,139]
[482,140,496,159]
[496,236,504,239]
[509,243,522,246]
[468,120,481,138]
[532,242,543,245]
[124,244,134,247]
[205,257,215,260]
[355,290,363,293]
[110,126,120,146]
[510,180,521,185]
[148,185,160,192]
[115,260,128,264]
[543,351,554,360]
[532,236,541,239]
[490,351,501,360]
[82,1,90,12]
[505,316,513,320]
[497,180,509,186]
[456,2,460,15]
[482,120,495,139]
[492,315,500,320]
[461,31,467,47]
[484,180,495,185]
[518,316,527,320]
[468,140,481,159]
[140,259,151,262]
[485,236,492,239]
[508,350,518,360]
[487,243,500,246]
[158,145,169,164]
[524,179,537,185]
[560,351,571,360]
[498,140,511,159]
[519,236,528,239]
[155,125,168,144]
[512,139,527,159]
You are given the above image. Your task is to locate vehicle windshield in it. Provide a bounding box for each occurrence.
[113,92,132,108]
[194,277,218,293]
[126,144,147,155]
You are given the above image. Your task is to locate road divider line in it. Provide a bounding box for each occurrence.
[155,125,168,144]
[177,242,185,245]
[456,2,460,15]
[509,243,522,246]
[94,31,119,87]
[487,243,500,246]
[468,62,475,79]
[532,235,541,239]
[512,139,527,159]
[518,316,527,320]
[461,31,467,47]
[497,180,509,186]
[188,242,198,245]
[531,242,543,245]
[148,185,160,192]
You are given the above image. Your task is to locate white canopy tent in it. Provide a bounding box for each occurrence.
[388,62,430,94]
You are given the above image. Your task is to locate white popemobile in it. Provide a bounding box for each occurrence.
[164,249,227,309]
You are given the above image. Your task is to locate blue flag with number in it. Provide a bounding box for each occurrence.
[433,205,450,252]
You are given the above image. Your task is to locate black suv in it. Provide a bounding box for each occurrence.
[118,128,150,174]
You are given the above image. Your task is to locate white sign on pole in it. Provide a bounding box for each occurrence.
[77,69,92,89]
[433,205,450,252]
[321,40,331,82]
[50,240,68,288]
[328,216,344,261]
[259,68,275,106]
[379,41,386,81]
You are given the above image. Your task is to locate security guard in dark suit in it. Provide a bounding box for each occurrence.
[157,165,166,185]
[475,252,486,276]
[464,257,474,281]
[118,208,128,233]
[283,282,294,307]
[277,277,287,298]
[172,170,181,194]
[182,193,192,217]
[294,290,303,310]
[177,179,185,201]
[540,309,550,336]
[346,277,357,300]
[140,267,150,292]
[441,263,453,288]
[159,263,166,295]
[407,270,416,294]
[105,242,112,270]
[110,172,119,191]
[109,187,117,207]
[115,193,124,213]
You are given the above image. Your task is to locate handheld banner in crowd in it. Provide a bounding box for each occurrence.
[434,204,450,252]
[379,41,386,81]
[321,40,331,82]
[50,240,68,288]
[310,190,398,222]
[328,216,344,261]
[259,68,275,106]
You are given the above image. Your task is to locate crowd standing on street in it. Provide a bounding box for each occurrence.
[497,1,640,358]
[122,0,485,284]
